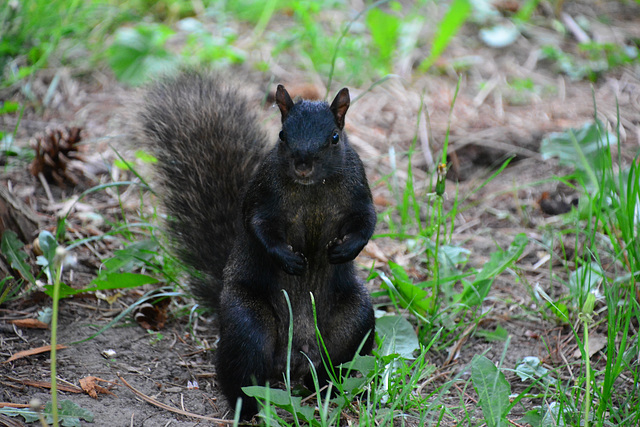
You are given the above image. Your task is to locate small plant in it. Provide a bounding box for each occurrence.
[34,230,67,425]
[242,303,432,425]
[107,22,177,86]
[540,42,639,82]
[147,330,165,345]
[534,102,640,425]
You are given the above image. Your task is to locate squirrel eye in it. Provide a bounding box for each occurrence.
[331,131,339,144]
[279,131,286,142]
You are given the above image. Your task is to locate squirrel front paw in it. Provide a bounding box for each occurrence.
[327,235,366,264]
[276,245,307,275]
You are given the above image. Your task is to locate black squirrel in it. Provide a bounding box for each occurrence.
[139,71,376,417]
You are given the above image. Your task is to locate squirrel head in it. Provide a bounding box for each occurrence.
[275,85,351,186]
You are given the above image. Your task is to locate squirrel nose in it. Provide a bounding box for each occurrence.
[294,161,313,177]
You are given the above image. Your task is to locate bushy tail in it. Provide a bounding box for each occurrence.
[138,71,269,305]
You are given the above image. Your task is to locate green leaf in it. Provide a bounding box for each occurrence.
[418,0,471,71]
[44,281,79,298]
[386,261,432,313]
[89,272,159,291]
[547,301,569,322]
[0,101,20,115]
[38,230,58,264]
[0,406,41,423]
[460,233,528,307]
[568,263,604,305]
[135,149,157,163]
[44,400,94,427]
[541,402,566,426]
[339,354,376,375]
[471,355,511,427]
[1,230,36,284]
[98,240,159,278]
[540,121,616,188]
[107,24,178,86]
[376,315,420,359]
[243,386,316,422]
[515,356,557,385]
[519,409,543,426]
[340,376,369,395]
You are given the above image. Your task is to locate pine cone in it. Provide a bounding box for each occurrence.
[30,126,83,186]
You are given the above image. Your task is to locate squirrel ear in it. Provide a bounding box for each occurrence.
[330,88,350,130]
[276,85,294,123]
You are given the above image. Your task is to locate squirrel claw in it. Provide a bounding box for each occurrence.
[280,249,307,276]
[328,235,365,264]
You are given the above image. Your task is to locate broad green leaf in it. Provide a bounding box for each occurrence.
[515,356,557,385]
[107,24,177,86]
[89,272,159,291]
[38,230,58,264]
[0,406,41,423]
[0,101,20,115]
[376,315,420,359]
[1,230,36,284]
[340,376,368,394]
[471,355,510,427]
[568,263,604,305]
[98,239,159,278]
[540,121,616,188]
[386,261,432,313]
[339,354,376,375]
[519,409,543,426]
[36,230,59,284]
[242,386,316,422]
[44,400,94,427]
[541,402,566,426]
[44,272,158,298]
[519,403,567,427]
[44,282,79,298]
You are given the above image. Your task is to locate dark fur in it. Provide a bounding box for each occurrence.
[140,72,376,418]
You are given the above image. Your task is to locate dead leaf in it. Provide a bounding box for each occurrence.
[9,319,49,329]
[79,376,117,399]
[362,240,388,263]
[573,334,608,359]
[3,344,67,363]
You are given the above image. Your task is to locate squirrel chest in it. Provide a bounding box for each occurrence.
[281,184,348,258]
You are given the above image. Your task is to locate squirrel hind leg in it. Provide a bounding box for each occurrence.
[216,292,278,418]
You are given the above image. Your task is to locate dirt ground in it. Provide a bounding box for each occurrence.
[2,2,640,426]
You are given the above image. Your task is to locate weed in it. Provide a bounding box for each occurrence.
[540,42,639,82]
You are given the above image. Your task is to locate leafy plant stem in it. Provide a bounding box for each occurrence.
[50,249,65,427]
[431,195,443,315]
[583,320,590,427]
